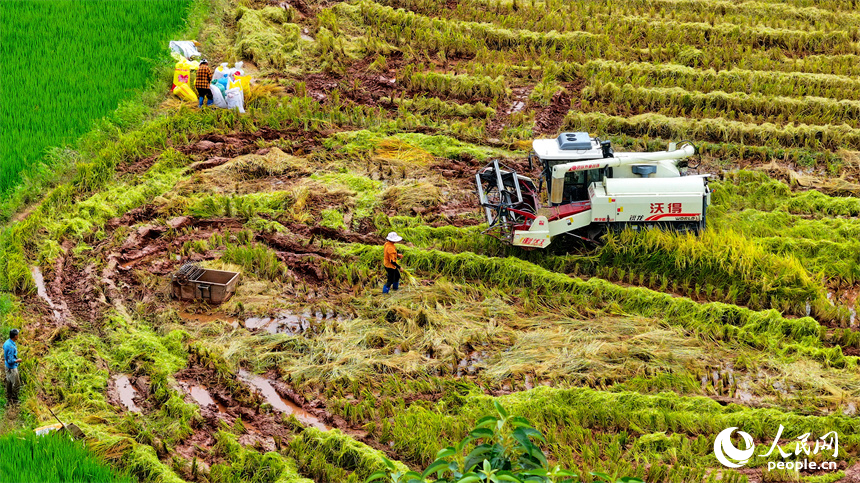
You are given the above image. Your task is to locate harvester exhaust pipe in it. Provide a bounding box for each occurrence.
[549,143,697,205]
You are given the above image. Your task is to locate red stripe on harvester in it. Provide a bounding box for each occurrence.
[644,213,699,221]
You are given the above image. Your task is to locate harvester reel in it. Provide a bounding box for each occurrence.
[477,160,533,243]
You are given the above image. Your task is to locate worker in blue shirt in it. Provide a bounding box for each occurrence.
[4,329,22,405]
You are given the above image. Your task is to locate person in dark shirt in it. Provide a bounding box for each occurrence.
[196,60,214,108]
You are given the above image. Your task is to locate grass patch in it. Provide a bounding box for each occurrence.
[0,432,133,483]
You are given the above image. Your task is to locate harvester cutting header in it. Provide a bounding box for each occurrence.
[476,132,711,248]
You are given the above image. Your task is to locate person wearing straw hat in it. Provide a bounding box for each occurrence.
[382,232,404,294]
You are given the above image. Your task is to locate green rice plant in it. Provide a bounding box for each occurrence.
[0,0,193,198]
[222,243,290,282]
[384,385,860,474]
[599,132,843,169]
[0,432,133,483]
[321,209,347,230]
[288,428,408,482]
[323,130,515,162]
[368,402,614,483]
[209,431,311,483]
[529,78,564,107]
[187,191,294,219]
[311,172,383,226]
[568,229,825,314]
[714,170,860,215]
[392,222,827,316]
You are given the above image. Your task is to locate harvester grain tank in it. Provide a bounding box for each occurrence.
[476,133,711,248]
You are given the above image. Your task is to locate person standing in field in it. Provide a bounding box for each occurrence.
[4,329,22,405]
[382,232,404,294]
[196,60,214,108]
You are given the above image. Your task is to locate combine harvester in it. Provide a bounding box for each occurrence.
[476,132,711,247]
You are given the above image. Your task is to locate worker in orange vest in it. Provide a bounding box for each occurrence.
[382,232,403,294]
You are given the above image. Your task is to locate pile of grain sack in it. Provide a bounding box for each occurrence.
[169,42,250,113]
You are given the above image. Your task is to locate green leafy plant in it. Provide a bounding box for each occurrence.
[367,402,643,483]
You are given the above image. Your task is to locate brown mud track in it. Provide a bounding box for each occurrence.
[172,364,294,468]
[172,359,403,466]
[49,209,387,324]
[179,127,327,159]
[118,154,160,176]
[117,127,330,177]
[534,89,571,135]
[300,52,407,107]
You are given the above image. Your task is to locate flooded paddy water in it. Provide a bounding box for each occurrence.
[178,381,228,414]
[178,307,342,334]
[111,375,141,413]
[238,369,329,430]
[30,266,63,322]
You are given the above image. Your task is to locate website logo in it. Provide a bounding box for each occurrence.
[713,425,839,473]
[713,427,755,468]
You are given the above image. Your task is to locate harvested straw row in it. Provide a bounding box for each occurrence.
[383,95,496,117]
[583,79,860,128]
[715,170,860,216]
[563,111,860,150]
[569,59,860,101]
[380,0,855,54]
[334,245,855,368]
[353,0,607,55]
[397,67,510,100]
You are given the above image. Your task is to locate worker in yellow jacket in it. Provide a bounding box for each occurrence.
[382,232,404,294]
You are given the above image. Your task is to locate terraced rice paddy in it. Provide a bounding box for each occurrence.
[1,0,860,482]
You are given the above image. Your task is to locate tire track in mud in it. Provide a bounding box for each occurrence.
[156,356,401,479]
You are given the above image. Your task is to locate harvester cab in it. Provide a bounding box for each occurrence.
[476,132,711,248]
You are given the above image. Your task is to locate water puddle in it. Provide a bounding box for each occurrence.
[772,380,795,397]
[179,381,227,413]
[456,351,487,377]
[243,310,331,335]
[238,369,329,430]
[30,266,62,321]
[523,375,534,390]
[509,101,525,113]
[850,307,857,328]
[844,402,857,416]
[179,311,240,326]
[114,375,141,413]
[300,33,314,41]
[734,379,754,404]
